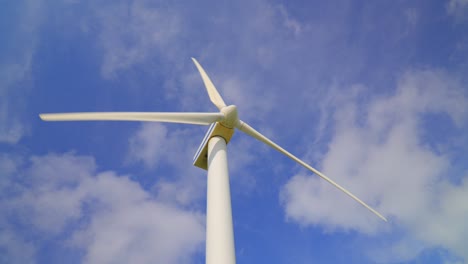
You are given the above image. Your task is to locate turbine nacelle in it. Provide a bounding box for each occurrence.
[193,105,238,170]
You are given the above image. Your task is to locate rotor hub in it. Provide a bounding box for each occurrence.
[220,105,239,129]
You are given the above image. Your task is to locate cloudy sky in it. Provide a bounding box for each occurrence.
[1,0,468,263]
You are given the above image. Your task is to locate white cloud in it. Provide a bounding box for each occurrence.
[90,0,181,78]
[126,120,260,205]
[126,123,204,172]
[69,173,204,264]
[0,0,43,143]
[0,229,35,264]
[281,69,468,261]
[277,5,303,37]
[447,0,468,20]
[127,122,209,206]
[0,153,204,264]
[127,123,169,169]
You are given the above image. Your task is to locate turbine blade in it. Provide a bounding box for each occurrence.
[191,58,227,110]
[39,112,224,125]
[236,120,387,222]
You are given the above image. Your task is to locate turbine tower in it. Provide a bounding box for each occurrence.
[40,58,386,264]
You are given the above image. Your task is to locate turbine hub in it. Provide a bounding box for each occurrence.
[220,105,238,129]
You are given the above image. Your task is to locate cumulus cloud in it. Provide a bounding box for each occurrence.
[281,69,468,261]
[126,120,260,204]
[127,122,211,206]
[0,0,43,143]
[0,229,35,264]
[0,153,204,264]
[71,196,204,264]
[277,5,303,37]
[447,0,468,20]
[90,0,180,78]
[126,123,206,172]
[127,123,170,169]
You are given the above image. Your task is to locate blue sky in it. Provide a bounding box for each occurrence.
[1,0,468,263]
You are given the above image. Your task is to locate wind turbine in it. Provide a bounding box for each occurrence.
[40,58,387,264]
